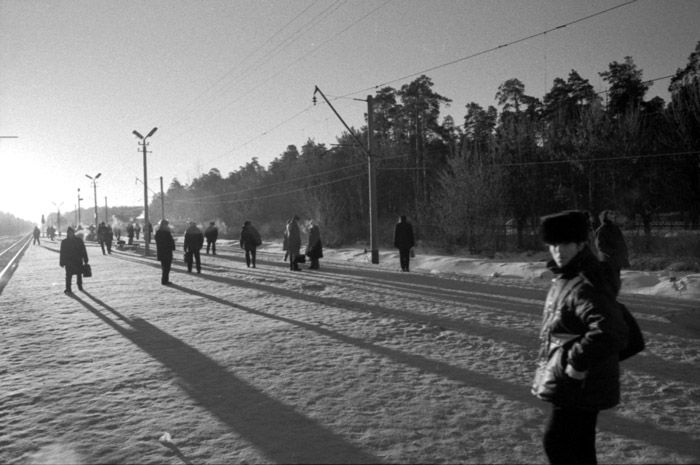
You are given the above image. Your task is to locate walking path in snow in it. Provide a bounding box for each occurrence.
[1,240,699,464]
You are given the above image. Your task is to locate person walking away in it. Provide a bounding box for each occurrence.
[97,222,108,255]
[205,221,218,255]
[239,220,262,268]
[282,219,291,263]
[532,210,628,465]
[134,223,141,240]
[393,215,415,272]
[306,220,323,270]
[59,226,89,294]
[113,224,121,242]
[126,223,134,245]
[285,215,302,271]
[104,224,114,254]
[33,226,41,245]
[595,210,630,296]
[184,221,204,273]
[155,220,175,285]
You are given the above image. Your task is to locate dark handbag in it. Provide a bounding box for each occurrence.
[618,302,645,361]
[294,254,306,264]
[82,263,92,278]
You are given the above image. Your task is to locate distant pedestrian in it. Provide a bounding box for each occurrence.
[595,210,630,296]
[59,226,89,294]
[184,221,204,273]
[282,219,291,263]
[47,225,56,241]
[104,224,114,254]
[239,220,262,268]
[113,225,121,242]
[97,222,108,255]
[126,223,134,245]
[155,220,175,285]
[205,221,218,255]
[306,220,323,270]
[134,223,141,240]
[393,215,415,272]
[145,222,153,245]
[285,215,302,271]
[533,210,628,465]
[33,226,41,245]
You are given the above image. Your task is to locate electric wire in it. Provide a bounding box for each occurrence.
[338,0,639,98]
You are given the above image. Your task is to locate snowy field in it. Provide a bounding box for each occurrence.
[1,240,698,464]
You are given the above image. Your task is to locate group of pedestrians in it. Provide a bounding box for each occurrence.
[282,215,324,271]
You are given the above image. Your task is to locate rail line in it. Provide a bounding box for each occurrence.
[0,233,33,295]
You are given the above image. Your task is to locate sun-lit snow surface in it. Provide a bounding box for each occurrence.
[253,242,700,300]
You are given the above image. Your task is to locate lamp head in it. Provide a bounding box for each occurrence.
[132,130,144,139]
[146,127,158,138]
[85,174,92,180]
[95,173,102,179]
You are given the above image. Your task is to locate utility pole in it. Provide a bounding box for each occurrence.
[105,196,109,223]
[160,176,165,221]
[77,188,83,227]
[367,95,379,264]
[132,127,158,257]
[313,86,379,263]
[85,173,101,228]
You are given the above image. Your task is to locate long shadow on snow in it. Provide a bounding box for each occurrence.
[76,291,379,465]
[108,253,698,384]
[171,284,700,461]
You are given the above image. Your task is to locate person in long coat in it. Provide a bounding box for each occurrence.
[239,220,262,268]
[183,221,204,273]
[97,222,108,255]
[533,211,628,465]
[155,220,175,285]
[103,224,114,254]
[306,220,323,270]
[126,223,134,245]
[204,221,218,255]
[393,215,415,272]
[285,215,302,271]
[33,226,41,245]
[59,226,89,294]
[595,210,630,296]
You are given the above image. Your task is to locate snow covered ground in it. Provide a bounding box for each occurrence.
[255,241,700,301]
[2,240,698,464]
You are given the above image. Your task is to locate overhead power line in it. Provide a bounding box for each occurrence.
[341,0,639,98]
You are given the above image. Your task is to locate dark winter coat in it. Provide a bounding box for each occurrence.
[205,225,218,242]
[104,227,114,243]
[306,225,323,259]
[595,211,630,269]
[60,235,88,274]
[184,225,204,252]
[126,224,134,238]
[155,227,175,262]
[33,226,41,238]
[532,247,628,411]
[285,220,301,254]
[240,224,262,251]
[97,224,107,242]
[393,219,415,250]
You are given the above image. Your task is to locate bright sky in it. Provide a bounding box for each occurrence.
[1,0,699,224]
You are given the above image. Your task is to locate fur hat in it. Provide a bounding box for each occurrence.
[540,210,589,244]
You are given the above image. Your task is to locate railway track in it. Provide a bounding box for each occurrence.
[0,233,32,295]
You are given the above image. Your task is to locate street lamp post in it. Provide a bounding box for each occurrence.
[85,173,102,229]
[132,127,158,257]
[77,188,84,227]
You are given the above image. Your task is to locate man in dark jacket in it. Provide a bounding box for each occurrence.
[285,215,302,271]
[184,221,204,274]
[533,210,628,465]
[239,220,262,268]
[155,220,175,285]
[595,210,630,296]
[393,215,415,272]
[97,222,108,255]
[306,220,323,270]
[204,221,218,255]
[59,227,89,294]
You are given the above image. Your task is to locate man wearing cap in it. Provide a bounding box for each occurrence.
[532,210,628,465]
[59,226,89,294]
[155,220,176,285]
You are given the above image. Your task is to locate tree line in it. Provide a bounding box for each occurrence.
[50,42,700,256]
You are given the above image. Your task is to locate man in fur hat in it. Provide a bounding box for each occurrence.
[532,210,628,465]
